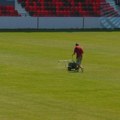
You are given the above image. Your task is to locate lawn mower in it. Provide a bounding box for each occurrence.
[67,60,79,72]
[58,59,80,72]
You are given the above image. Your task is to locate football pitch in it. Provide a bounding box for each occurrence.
[0,31,120,120]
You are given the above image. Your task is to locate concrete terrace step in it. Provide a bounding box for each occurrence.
[15,0,28,16]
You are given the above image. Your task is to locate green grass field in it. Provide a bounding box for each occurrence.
[0,31,120,120]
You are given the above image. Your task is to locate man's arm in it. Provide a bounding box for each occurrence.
[72,48,76,56]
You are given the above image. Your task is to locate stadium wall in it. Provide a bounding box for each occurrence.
[0,17,37,29]
[39,17,84,29]
[0,17,120,29]
[0,17,102,29]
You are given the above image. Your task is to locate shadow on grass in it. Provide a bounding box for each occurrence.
[67,70,83,73]
[0,28,120,32]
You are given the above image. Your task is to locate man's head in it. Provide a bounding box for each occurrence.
[75,43,79,46]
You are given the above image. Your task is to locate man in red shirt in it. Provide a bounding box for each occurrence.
[72,43,84,72]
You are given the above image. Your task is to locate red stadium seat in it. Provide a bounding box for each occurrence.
[0,4,20,16]
[1,0,118,17]
[17,0,101,17]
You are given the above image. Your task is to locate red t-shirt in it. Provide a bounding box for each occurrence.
[74,46,83,58]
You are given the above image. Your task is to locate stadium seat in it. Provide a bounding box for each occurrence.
[0,0,119,17]
[0,4,20,16]
[17,0,101,17]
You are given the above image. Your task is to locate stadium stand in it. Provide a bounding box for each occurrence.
[0,0,20,16]
[17,0,101,17]
[0,0,119,17]
[0,5,20,16]
[101,0,120,16]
